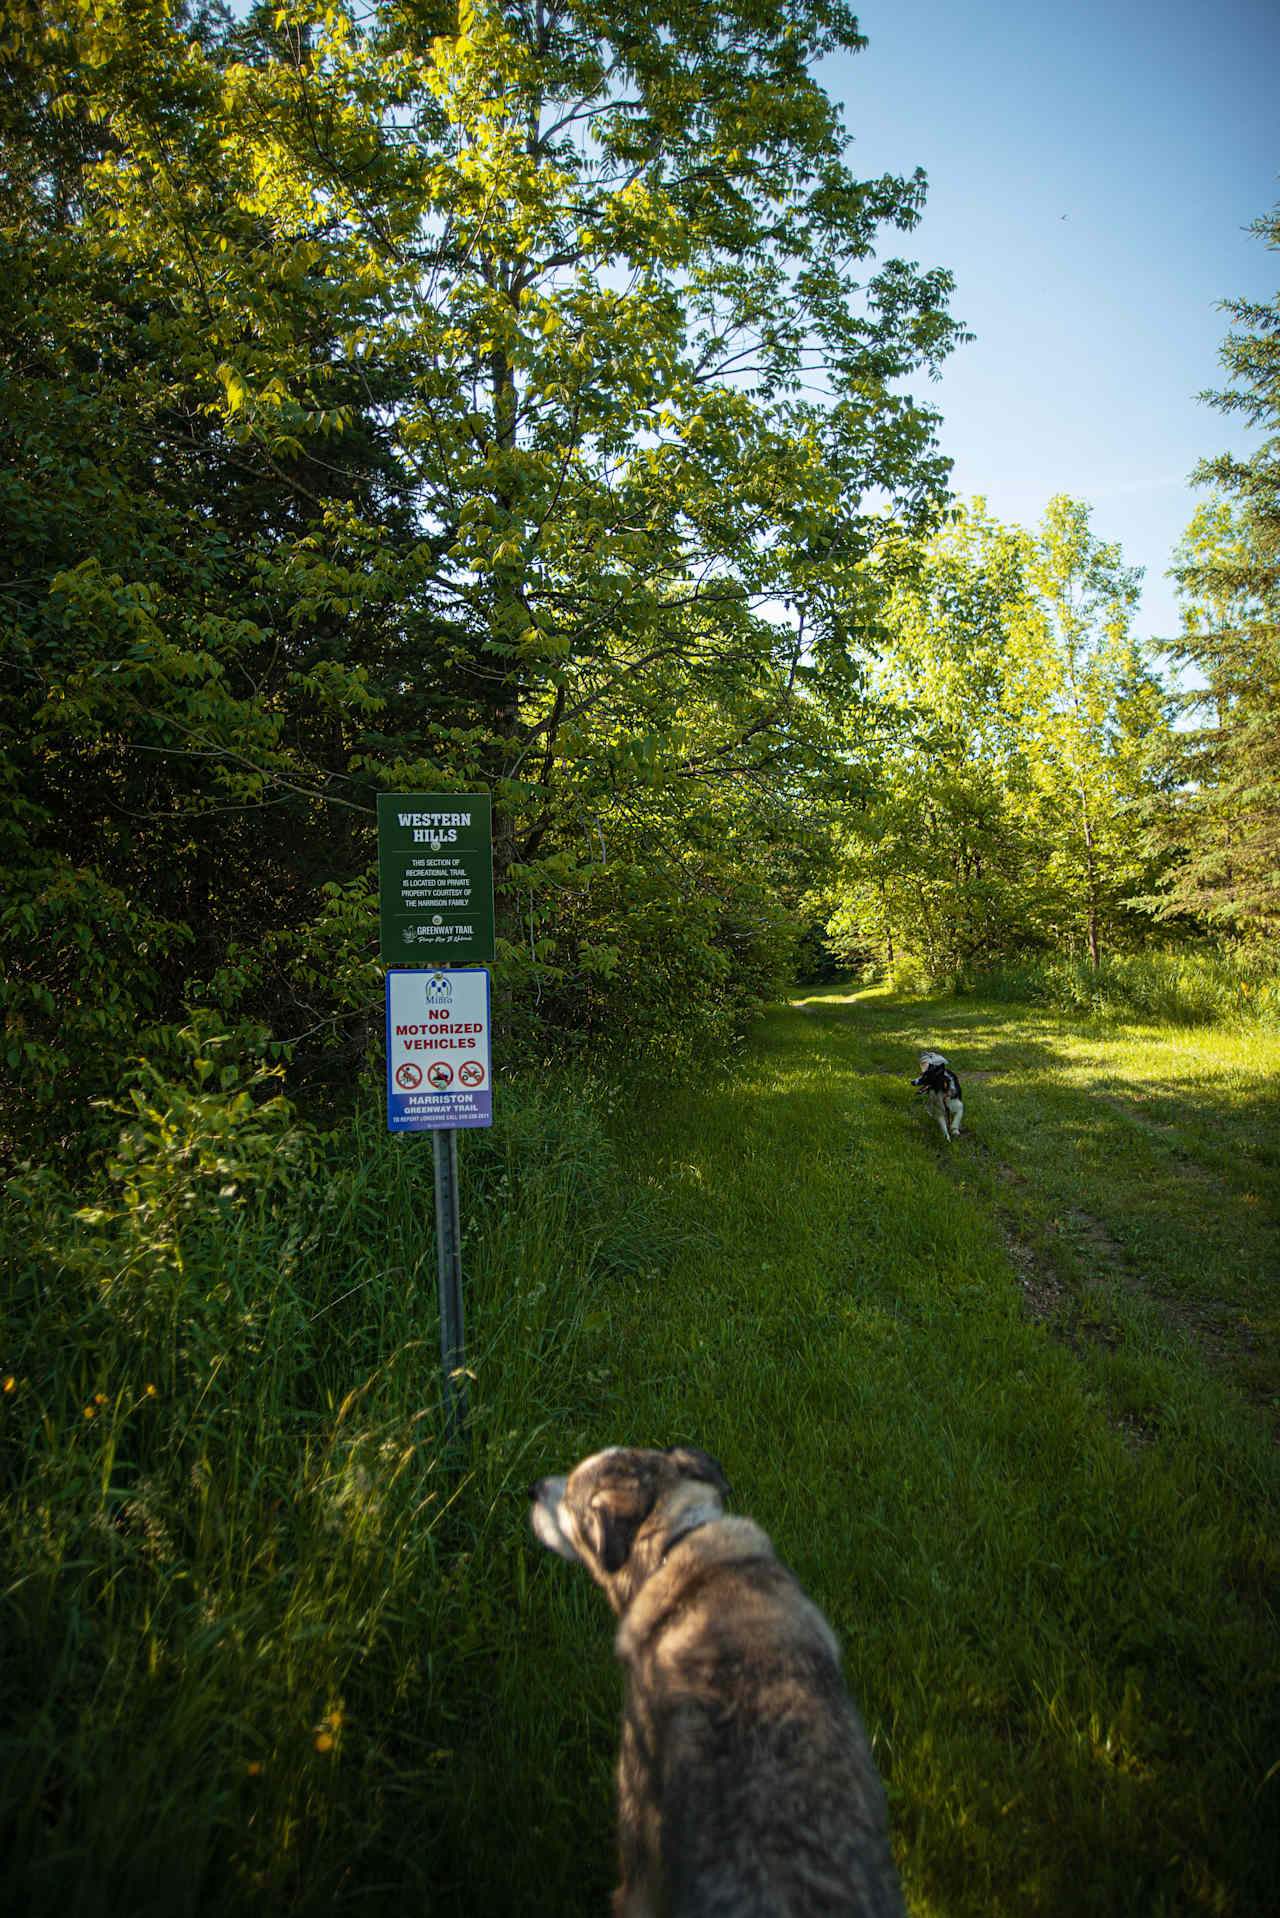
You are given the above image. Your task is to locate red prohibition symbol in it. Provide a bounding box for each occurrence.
[458,1060,485,1088]
[426,1060,454,1090]
[395,1062,423,1090]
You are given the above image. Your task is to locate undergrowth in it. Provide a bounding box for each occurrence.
[0,1033,658,1915]
[958,945,1279,1027]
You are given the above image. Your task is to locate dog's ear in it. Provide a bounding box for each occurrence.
[582,1493,647,1575]
[665,1446,730,1499]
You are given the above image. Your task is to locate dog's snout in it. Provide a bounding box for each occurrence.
[529,1474,579,1562]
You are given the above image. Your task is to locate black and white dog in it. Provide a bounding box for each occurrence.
[912,1051,964,1141]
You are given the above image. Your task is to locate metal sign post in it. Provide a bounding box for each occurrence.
[431,1126,468,1443]
[378,794,496,1453]
[384,966,494,1448]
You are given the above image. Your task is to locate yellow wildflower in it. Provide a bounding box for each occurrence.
[313,1701,345,1754]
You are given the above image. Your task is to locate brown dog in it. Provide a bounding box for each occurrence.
[529,1445,906,1917]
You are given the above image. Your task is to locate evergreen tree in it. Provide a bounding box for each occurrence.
[1156,201,1280,932]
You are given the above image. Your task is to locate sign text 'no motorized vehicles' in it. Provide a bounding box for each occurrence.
[385,968,492,1132]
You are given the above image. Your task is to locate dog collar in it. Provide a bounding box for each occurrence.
[658,1504,719,1565]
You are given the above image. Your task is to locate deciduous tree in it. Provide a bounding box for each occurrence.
[1015,495,1154,969]
[0,0,965,1154]
[831,498,1169,977]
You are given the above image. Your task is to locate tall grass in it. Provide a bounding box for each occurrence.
[963,945,1280,1027]
[4,993,1278,1915]
[0,1042,661,1915]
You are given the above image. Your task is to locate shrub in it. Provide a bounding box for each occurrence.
[0,1050,665,1914]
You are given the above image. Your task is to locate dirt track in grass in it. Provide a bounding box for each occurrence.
[787,984,1280,1427]
[595,983,1279,1914]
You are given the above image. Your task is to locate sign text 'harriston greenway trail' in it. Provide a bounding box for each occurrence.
[377,792,495,965]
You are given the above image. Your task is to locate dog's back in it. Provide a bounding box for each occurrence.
[912,1050,963,1140]
[615,1517,905,1917]
[531,1448,905,1917]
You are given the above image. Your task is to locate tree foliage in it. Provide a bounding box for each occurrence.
[0,0,965,1156]
[829,498,1169,978]
[1151,202,1280,933]
[1020,495,1157,969]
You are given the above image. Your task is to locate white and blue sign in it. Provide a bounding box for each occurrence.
[386,968,492,1131]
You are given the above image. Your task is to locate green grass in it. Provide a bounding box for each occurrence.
[1,1073,654,1915]
[591,989,1279,1916]
[964,945,1280,1028]
[2,988,1278,1914]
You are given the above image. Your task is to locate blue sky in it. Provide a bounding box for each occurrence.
[819,0,1279,652]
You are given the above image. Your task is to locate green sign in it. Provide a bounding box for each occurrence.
[377,793,495,964]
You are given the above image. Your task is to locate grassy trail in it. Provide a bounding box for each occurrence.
[4,985,1277,1916]
[555,986,1280,1917]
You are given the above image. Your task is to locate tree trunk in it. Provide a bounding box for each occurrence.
[1079,782,1101,970]
[488,337,522,948]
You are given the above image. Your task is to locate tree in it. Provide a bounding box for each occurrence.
[829,502,1048,977]
[380,0,966,975]
[0,1,454,1145]
[1190,200,1280,551]
[1015,495,1155,969]
[831,498,1169,977]
[0,0,966,1156]
[1152,202,1280,932]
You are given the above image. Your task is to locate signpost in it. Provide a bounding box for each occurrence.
[378,795,495,1446]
